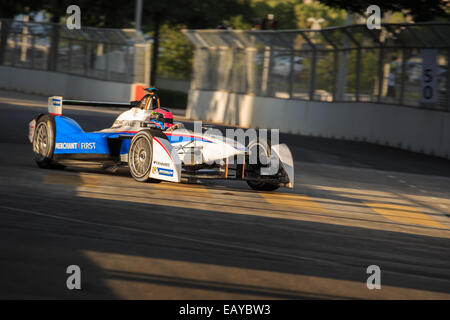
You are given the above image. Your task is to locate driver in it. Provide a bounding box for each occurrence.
[137,87,183,131]
[147,108,174,130]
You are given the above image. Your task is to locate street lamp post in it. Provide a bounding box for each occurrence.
[135,0,143,31]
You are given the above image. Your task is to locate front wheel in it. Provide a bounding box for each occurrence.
[129,130,154,182]
[32,115,56,169]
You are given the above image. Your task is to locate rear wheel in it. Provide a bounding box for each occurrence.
[32,115,56,169]
[246,180,280,191]
[246,135,280,191]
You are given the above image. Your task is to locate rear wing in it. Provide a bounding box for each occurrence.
[47,96,133,115]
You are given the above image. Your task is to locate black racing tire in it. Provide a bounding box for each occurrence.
[129,130,154,182]
[246,180,280,191]
[32,115,56,169]
[246,132,280,191]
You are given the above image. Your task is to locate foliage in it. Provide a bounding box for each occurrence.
[251,0,298,29]
[159,88,188,109]
[320,0,450,22]
[226,0,346,30]
[156,25,193,79]
[227,15,253,30]
[0,0,42,18]
[293,2,346,29]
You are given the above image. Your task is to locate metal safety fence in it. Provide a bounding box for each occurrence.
[184,23,450,111]
[0,19,151,84]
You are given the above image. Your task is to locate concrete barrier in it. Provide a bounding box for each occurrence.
[187,89,450,160]
[0,65,142,102]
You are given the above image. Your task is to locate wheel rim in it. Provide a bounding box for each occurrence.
[33,122,50,160]
[130,136,152,178]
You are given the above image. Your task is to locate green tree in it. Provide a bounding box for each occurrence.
[227,15,253,30]
[0,0,42,18]
[251,0,298,29]
[321,0,450,22]
[228,0,347,30]
[157,24,193,79]
[293,1,346,29]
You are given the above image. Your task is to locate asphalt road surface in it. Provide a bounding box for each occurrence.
[0,90,449,299]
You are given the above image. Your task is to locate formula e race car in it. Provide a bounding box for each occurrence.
[28,88,294,191]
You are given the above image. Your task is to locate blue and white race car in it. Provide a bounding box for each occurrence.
[28,88,294,191]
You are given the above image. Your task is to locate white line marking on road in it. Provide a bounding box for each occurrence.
[0,204,341,267]
[408,185,417,188]
[398,180,406,184]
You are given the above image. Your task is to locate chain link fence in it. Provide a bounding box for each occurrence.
[184,23,450,111]
[0,19,151,84]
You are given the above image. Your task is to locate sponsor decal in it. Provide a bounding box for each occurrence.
[153,160,170,168]
[52,98,61,106]
[112,120,139,127]
[152,166,157,174]
[79,142,96,150]
[55,142,96,150]
[157,167,174,177]
[56,142,77,150]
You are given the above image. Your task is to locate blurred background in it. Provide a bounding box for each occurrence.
[0,0,449,157]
